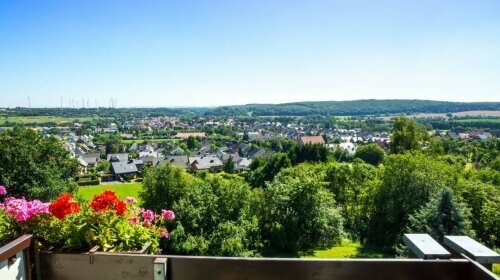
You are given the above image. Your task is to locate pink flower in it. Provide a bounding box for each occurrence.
[161,209,175,221]
[128,217,138,224]
[141,209,155,222]
[124,197,137,204]
[160,228,169,238]
[3,197,49,222]
[142,220,152,228]
[0,185,6,195]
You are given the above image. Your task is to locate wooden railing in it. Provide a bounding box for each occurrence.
[37,251,499,280]
[0,233,492,280]
[0,234,32,280]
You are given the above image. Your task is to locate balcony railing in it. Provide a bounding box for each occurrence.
[37,251,498,280]
[1,233,497,280]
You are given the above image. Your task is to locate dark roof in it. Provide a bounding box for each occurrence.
[140,155,165,167]
[111,162,138,175]
[166,156,189,168]
[107,153,129,162]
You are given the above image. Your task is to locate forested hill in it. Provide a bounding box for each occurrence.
[210,100,500,116]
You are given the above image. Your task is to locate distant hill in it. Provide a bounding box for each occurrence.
[209,100,500,116]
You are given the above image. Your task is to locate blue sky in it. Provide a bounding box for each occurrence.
[1,0,499,108]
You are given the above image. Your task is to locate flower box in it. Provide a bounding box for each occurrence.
[88,241,153,255]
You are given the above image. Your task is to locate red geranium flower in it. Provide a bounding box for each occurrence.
[49,193,80,220]
[90,190,127,216]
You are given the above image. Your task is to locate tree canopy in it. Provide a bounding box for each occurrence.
[0,127,79,200]
[354,144,385,165]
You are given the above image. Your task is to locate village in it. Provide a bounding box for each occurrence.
[38,114,497,184]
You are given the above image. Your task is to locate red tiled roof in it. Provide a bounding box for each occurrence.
[175,132,206,139]
[300,136,325,145]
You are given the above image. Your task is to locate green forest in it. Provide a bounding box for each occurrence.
[2,99,500,120]
[210,99,500,116]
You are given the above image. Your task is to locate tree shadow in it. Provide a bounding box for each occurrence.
[354,244,392,258]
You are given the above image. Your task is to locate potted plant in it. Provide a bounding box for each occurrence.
[0,185,175,254]
[36,191,175,254]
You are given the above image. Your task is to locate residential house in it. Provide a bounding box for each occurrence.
[107,153,129,163]
[140,155,165,168]
[221,152,241,164]
[165,156,190,169]
[169,146,185,156]
[77,157,88,174]
[236,158,252,172]
[110,161,138,180]
[299,136,325,145]
[339,142,356,154]
[80,153,101,168]
[189,155,223,172]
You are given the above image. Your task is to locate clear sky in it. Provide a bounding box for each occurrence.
[1,0,499,108]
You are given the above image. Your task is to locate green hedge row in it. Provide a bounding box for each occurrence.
[77,180,101,186]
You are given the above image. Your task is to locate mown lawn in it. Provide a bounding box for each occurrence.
[299,241,391,259]
[77,182,143,203]
[264,241,391,259]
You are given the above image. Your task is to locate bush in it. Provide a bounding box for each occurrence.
[169,175,262,257]
[354,144,385,166]
[263,165,344,252]
[77,180,101,186]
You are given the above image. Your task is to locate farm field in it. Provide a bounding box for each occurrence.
[451,118,500,123]
[453,110,500,117]
[379,110,500,121]
[77,182,143,203]
[122,138,182,144]
[0,115,107,125]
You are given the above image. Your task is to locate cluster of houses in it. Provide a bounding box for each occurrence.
[44,116,499,182]
[439,131,495,140]
[71,132,274,181]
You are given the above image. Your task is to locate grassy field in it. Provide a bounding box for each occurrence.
[494,264,499,277]
[0,116,106,125]
[77,182,143,203]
